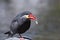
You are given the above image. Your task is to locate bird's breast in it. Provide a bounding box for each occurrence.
[17,19,31,34]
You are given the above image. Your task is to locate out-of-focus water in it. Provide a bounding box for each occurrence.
[0,0,60,40]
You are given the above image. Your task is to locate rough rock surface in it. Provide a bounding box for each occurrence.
[5,37,31,40]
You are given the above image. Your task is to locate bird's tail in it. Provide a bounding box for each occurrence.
[4,31,11,34]
[4,31,13,37]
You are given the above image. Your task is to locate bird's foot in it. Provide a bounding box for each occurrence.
[20,37,24,40]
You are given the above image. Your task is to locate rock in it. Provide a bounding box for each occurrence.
[5,37,32,40]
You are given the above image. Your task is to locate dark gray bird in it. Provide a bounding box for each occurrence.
[4,11,36,38]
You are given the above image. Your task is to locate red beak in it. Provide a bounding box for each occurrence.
[28,13,36,20]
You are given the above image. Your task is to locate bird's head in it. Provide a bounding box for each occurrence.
[22,11,36,20]
[22,11,38,24]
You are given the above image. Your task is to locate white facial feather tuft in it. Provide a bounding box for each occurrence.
[22,15,29,18]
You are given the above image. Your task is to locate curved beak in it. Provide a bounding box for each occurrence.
[29,13,38,24]
[25,13,38,24]
[28,13,36,20]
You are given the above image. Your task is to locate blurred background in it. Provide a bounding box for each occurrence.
[0,0,60,40]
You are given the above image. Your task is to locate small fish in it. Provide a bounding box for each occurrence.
[35,20,38,24]
[35,18,38,24]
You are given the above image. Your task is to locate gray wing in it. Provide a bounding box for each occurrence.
[10,16,26,33]
[10,21,19,33]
